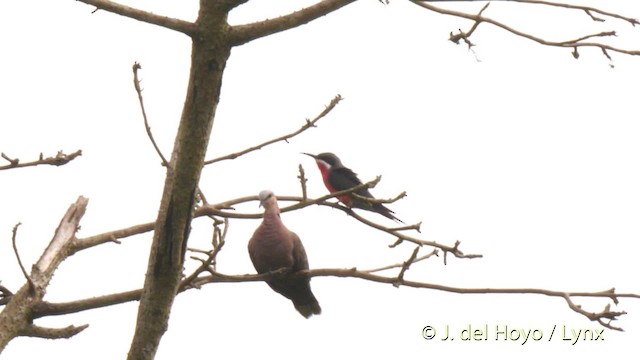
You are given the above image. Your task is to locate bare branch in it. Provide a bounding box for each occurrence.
[298,164,308,202]
[73,222,154,253]
[365,248,438,273]
[0,150,82,171]
[393,246,420,287]
[19,324,88,339]
[412,1,640,58]
[562,293,626,331]
[508,0,639,26]
[76,0,196,36]
[351,190,407,205]
[204,94,343,165]
[181,218,228,290]
[11,223,34,292]
[449,2,490,47]
[198,176,382,219]
[71,178,471,262]
[416,0,640,26]
[200,269,639,330]
[230,0,357,46]
[35,197,89,276]
[389,221,422,233]
[0,197,89,351]
[32,266,640,331]
[33,289,142,317]
[132,62,170,167]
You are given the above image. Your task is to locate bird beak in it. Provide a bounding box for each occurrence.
[258,200,264,208]
[301,152,317,159]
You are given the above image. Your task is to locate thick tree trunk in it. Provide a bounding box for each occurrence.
[126,3,233,360]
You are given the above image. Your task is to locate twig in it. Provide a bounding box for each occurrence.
[298,164,308,202]
[351,190,407,205]
[365,248,438,273]
[562,293,626,331]
[389,221,422,233]
[132,62,214,223]
[449,2,490,48]
[180,217,229,290]
[510,0,639,26]
[1,153,18,165]
[204,94,343,165]
[11,223,34,292]
[0,150,82,171]
[133,62,169,167]
[393,246,420,287]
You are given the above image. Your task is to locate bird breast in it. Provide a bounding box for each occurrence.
[250,221,295,273]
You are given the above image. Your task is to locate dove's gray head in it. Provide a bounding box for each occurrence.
[258,190,276,208]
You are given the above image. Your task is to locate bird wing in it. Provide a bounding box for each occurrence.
[328,166,363,191]
[330,166,380,200]
[290,231,309,272]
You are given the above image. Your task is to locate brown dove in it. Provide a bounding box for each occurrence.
[248,190,321,318]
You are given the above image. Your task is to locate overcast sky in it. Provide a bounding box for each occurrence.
[1,1,639,359]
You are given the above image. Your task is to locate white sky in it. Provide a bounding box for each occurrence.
[1,0,639,359]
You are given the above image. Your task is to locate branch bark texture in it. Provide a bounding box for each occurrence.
[125,3,233,360]
[0,197,89,351]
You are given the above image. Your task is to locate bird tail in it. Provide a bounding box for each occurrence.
[294,299,322,318]
[350,194,404,223]
[375,203,404,223]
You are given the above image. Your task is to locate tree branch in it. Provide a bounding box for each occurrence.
[11,223,34,292]
[0,150,82,171]
[364,248,438,273]
[75,0,196,36]
[71,180,476,262]
[204,94,342,165]
[31,266,640,332]
[229,0,357,46]
[411,0,640,59]
[0,197,89,352]
[132,62,169,167]
[33,289,142,317]
[19,324,89,339]
[562,294,626,331]
[417,0,640,26]
[393,246,420,287]
[202,269,639,331]
[507,0,639,26]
